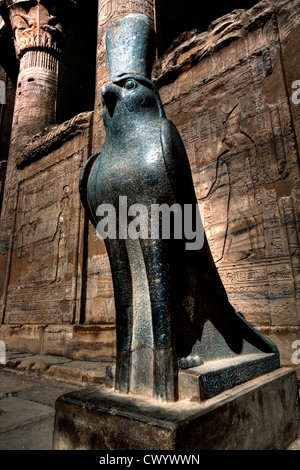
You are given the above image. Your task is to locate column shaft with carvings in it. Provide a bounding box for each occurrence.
[93,0,155,152]
[7,1,64,159]
[0,0,73,323]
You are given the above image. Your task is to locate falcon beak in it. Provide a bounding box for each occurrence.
[102,83,122,116]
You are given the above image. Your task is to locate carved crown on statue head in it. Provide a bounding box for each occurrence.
[105,13,155,82]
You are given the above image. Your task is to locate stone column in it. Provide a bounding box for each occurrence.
[93,0,156,151]
[6,0,67,159]
[0,0,73,323]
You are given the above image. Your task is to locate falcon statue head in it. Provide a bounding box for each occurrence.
[102,14,165,122]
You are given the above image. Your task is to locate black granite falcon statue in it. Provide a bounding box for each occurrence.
[80,14,279,402]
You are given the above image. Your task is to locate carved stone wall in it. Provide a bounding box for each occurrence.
[0,0,75,325]
[0,109,116,359]
[0,0,299,367]
[1,113,93,324]
[153,0,300,364]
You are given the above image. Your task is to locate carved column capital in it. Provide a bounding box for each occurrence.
[4,0,76,160]
[5,0,74,60]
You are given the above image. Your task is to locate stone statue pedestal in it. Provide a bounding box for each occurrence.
[53,368,299,450]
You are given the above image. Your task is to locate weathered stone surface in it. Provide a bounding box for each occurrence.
[42,325,75,358]
[0,369,79,450]
[0,416,55,451]
[0,324,116,361]
[71,325,116,361]
[0,0,80,333]
[0,0,299,368]
[5,1,75,160]
[0,65,15,210]
[259,326,300,374]
[18,325,45,354]
[0,396,53,433]
[151,0,300,360]
[53,368,299,450]
[16,111,94,169]
[2,130,90,326]
[84,236,115,325]
[2,353,113,386]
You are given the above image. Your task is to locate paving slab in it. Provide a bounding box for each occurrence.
[0,372,39,395]
[0,397,54,433]
[17,382,79,408]
[0,369,83,451]
[0,416,55,451]
[5,351,34,360]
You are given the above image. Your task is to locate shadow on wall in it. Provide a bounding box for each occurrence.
[155,0,259,55]
[56,0,98,123]
[56,0,260,121]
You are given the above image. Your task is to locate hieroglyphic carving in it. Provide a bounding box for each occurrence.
[158,1,300,328]
[99,0,154,27]
[177,105,225,171]
[269,104,287,174]
[5,150,84,324]
[85,246,115,324]
[280,197,300,310]
[275,0,300,162]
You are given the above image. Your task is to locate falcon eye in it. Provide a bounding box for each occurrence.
[124,80,136,90]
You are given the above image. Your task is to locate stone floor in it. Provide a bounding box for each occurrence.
[0,370,79,450]
[0,350,113,450]
[0,351,299,451]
